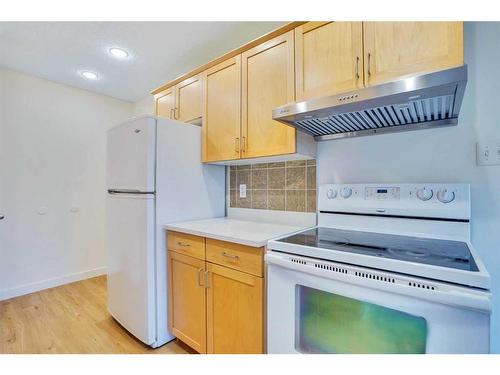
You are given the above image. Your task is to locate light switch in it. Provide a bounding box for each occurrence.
[239,184,247,198]
[477,141,500,166]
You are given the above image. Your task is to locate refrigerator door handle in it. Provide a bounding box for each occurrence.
[108,189,155,195]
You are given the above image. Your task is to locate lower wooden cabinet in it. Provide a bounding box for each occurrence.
[167,231,265,354]
[206,263,263,354]
[168,251,207,353]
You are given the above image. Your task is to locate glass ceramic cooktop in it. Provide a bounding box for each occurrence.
[277,227,478,271]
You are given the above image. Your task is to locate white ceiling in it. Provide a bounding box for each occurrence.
[0,22,285,102]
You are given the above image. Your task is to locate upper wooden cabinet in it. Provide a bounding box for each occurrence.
[175,75,203,123]
[154,75,202,123]
[154,22,463,162]
[155,86,175,119]
[295,22,364,101]
[363,22,464,86]
[241,31,296,159]
[202,56,242,162]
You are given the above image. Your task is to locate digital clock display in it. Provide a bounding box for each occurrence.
[377,189,388,194]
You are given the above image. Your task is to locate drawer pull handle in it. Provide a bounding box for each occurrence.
[177,241,191,248]
[222,252,239,260]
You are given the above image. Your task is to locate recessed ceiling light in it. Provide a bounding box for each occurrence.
[109,47,129,59]
[81,71,98,80]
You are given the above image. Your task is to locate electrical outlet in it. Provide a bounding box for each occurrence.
[239,184,247,198]
[476,141,500,166]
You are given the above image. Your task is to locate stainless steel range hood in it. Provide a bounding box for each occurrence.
[272,65,468,141]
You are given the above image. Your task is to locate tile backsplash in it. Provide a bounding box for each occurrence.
[229,160,316,212]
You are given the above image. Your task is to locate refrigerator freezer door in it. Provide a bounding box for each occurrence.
[107,117,156,192]
[107,193,156,345]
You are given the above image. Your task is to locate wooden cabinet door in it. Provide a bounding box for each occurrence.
[206,263,264,354]
[295,22,363,101]
[363,22,464,86]
[242,31,296,159]
[175,75,203,123]
[168,251,206,353]
[202,56,242,162]
[155,87,175,119]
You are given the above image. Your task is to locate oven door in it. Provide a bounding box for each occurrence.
[266,252,490,354]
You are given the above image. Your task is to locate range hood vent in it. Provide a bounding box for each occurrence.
[273,65,467,141]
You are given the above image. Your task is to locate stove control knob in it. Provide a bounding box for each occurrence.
[416,187,433,201]
[326,188,337,199]
[437,189,455,204]
[340,187,352,199]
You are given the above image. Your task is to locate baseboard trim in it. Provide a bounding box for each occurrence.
[0,267,107,301]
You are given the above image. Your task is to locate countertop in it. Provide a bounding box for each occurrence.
[164,217,312,247]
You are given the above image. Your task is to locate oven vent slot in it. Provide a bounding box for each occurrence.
[355,271,395,284]
[290,257,307,265]
[314,263,347,274]
[408,281,436,290]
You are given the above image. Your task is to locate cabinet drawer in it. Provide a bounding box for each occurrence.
[206,238,264,277]
[167,231,205,260]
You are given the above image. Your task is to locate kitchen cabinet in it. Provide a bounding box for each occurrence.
[241,31,296,159]
[155,86,175,119]
[168,250,207,353]
[175,75,203,123]
[295,22,364,101]
[363,22,463,86]
[154,21,462,162]
[167,230,206,260]
[167,231,265,354]
[154,75,202,123]
[202,56,242,162]
[206,262,264,354]
[205,238,263,277]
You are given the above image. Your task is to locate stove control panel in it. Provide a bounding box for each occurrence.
[365,186,400,200]
[319,183,470,221]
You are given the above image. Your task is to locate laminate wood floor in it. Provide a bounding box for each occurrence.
[0,275,194,354]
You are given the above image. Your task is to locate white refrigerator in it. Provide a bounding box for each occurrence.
[106,116,225,347]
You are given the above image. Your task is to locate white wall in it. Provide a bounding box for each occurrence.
[131,95,154,117]
[0,68,132,299]
[316,22,500,353]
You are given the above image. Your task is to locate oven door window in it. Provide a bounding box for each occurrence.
[296,285,427,353]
